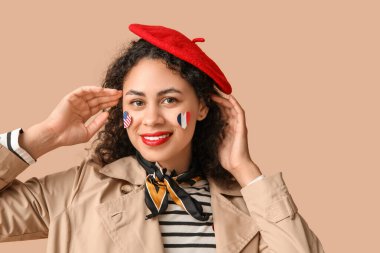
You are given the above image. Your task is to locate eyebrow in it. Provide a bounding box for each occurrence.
[125,88,183,97]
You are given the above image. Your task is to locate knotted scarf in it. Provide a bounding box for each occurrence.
[136,152,211,221]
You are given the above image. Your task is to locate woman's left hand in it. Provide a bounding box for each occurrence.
[210,94,262,187]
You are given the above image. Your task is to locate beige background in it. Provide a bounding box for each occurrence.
[1,1,379,252]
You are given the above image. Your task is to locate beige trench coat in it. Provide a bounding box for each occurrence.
[0,144,325,252]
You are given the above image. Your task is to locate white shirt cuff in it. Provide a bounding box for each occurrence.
[0,128,36,165]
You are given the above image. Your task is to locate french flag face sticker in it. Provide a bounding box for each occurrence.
[177,112,190,129]
[123,111,132,128]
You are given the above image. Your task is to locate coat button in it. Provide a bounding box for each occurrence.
[120,184,134,194]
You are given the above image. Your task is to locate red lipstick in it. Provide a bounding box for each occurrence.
[141,131,172,146]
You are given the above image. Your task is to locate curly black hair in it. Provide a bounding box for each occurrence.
[91,39,235,186]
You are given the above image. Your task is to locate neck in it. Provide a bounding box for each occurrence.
[156,145,192,174]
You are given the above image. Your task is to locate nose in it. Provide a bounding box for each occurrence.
[142,104,165,127]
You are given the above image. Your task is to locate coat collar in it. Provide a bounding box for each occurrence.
[98,155,243,196]
[97,156,259,253]
[98,155,146,185]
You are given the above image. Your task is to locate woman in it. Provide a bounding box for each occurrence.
[0,24,325,252]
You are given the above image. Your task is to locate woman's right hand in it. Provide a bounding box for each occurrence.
[19,86,122,159]
[46,86,122,146]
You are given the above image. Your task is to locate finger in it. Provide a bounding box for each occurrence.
[215,97,237,127]
[228,95,244,112]
[89,99,120,115]
[211,95,240,134]
[219,105,229,122]
[73,86,121,101]
[228,95,247,132]
[210,94,234,109]
[74,86,121,96]
[72,86,105,97]
[216,96,241,136]
[87,93,122,108]
[76,99,119,121]
[83,88,122,101]
[85,111,109,140]
[67,87,121,109]
[211,94,236,122]
[219,107,238,138]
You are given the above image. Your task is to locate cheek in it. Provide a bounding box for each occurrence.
[121,109,140,139]
[126,113,142,133]
[175,111,192,129]
[175,112,197,145]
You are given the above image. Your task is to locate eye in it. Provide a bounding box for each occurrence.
[162,97,178,104]
[130,100,144,107]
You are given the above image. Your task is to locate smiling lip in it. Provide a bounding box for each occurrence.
[141,131,172,146]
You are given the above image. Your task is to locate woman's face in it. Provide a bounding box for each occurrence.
[122,58,209,170]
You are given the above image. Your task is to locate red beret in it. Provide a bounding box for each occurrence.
[129,24,232,94]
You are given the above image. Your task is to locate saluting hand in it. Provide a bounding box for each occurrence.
[19,86,122,160]
[210,94,262,187]
[46,86,123,146]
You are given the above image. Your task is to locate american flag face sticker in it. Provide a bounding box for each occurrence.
[123,111,132,128]
[177,112,190,129]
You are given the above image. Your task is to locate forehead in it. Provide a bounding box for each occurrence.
[123,58,192,93]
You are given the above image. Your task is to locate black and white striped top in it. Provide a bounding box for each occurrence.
[158,178,216,253]
[0,128,36,164]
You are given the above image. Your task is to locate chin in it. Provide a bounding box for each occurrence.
[137,148,173,163]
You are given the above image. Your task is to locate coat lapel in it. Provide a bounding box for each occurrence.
[96,156,165,253]
[96,156,259,253]
[209,178,260,253]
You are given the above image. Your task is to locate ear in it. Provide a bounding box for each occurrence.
[197,99,209,121]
